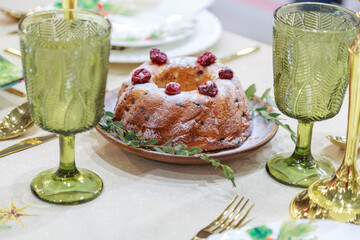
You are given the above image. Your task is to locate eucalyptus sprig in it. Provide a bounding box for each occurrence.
[245,84,297,144]
[99,111,236,187]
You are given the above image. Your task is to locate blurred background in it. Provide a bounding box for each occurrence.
[2,0,360,45]
[209,0,360,44]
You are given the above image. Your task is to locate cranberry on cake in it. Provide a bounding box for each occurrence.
[114,48,251,151]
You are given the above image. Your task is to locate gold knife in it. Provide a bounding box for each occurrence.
[0,134,58,158]
[217,46,260,63]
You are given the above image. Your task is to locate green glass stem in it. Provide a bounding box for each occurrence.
[266,120,334,188]
[31,133,103,205]
[57,135,79,177]
[288,121,314,166]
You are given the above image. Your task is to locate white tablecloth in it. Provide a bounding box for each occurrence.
[0,5,353,239]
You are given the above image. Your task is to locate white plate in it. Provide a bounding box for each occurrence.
[207,219,360,240]
[109,10,222,63]
[52,0,214,47]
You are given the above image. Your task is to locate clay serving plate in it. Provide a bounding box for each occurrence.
[95,88,278,164]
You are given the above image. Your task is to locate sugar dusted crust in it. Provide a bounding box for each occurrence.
[114,57,251,151]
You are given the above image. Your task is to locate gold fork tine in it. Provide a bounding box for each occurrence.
[225,202,255,232]
[192,195,254,239]
[212,197,246,232]
[205,195,240,229]
[221,199,249,232]
[217,199,251,233]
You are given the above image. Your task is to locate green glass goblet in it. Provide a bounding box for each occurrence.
[19,9,111,204]
[266,3,359,188]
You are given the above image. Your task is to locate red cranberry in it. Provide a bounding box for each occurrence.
[150,48,167,65]
[132,68,151,84]
[218,67,233,79]
[165,82,181,95]
[198,81,218,97]
[197,51,217,67]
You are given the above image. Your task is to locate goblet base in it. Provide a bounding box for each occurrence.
[290,189,360,225]
[308,177,360,213]
[266,153,335,188]
[31,168,103,205]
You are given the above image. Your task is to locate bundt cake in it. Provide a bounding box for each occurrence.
[113,48,251,151]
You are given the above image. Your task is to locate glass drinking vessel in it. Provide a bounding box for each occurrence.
[19,9,111,204]
[290,29,360,223]
[266,3,359,187]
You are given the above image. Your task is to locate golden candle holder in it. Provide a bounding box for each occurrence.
[289,33,360,224]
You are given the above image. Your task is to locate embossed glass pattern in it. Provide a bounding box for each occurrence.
[266,3,359,187]
[19,9,111,204]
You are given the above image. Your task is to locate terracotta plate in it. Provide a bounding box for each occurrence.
[96,88,279,164]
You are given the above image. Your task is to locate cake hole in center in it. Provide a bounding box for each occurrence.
[153,67,214,91]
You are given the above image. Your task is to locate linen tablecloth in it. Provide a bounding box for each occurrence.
[0,7,352,240]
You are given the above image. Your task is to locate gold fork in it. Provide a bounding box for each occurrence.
[192,195,255,240]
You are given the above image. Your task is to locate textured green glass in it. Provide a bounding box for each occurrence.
[19,9,111,204]
[290,33,360,223]
[266,3,359,188]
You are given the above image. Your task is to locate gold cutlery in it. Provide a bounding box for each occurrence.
[326,135,359,149]
[4,47,21,57]
[0,133,58,157]
[0,8,26,20]
[218,46,260,63]
[0,102,33,140]
[4,87,26,97]
[0,6,41,21]
[192,195,254,240]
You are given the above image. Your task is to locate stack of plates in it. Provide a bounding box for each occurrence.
[53,0,222,63]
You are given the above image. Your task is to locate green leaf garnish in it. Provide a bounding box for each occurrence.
[99,113,236,187]
[245,85,296,144]
[162,146,175,154]
[144,139,158,146]
[163,138,173,147]
[153,146,165,154]
[188,147,203,154]
[105,111,115,118]
[260,88,271,100]
[245,83,256,99]
[174,144,188,151]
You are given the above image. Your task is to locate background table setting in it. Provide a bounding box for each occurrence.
[0,0,360,239]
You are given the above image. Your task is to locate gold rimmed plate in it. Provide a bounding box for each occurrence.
[96,88,279,164]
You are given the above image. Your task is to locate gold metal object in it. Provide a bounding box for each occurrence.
[62,0,78,9]
[0,134,58,158]
[290,29,360,224]
[325,135,360,149]
[4,87,26,97]
[0,8,26,20]
[0,6,41,21]
[192,195,254,239]
[0,102,33,140]
[62,0,78,19]
[217,46,260,63]
[3,47,21,57]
